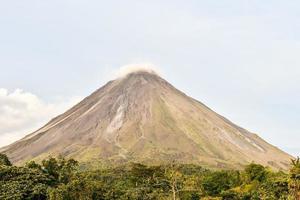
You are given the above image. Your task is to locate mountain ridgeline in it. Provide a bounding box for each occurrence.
[0,70,293,170]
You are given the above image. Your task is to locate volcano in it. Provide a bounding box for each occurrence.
[1,69,292,170]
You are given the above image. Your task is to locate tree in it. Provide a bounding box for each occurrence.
[244,163,267,182]
[25,160,42,170]
[0,153,12,166]
[0,156,297,199]
[42,157,60,180]
[258,171,289,200]
[0,165,51,200]
[289,157,300,200]
[202,170,240,196]
[41,157,78,184]
[165,162,183,200]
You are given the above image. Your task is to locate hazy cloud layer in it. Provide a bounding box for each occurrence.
[0,88,81,147]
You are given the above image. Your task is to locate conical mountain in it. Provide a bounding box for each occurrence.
[1,70,293,170]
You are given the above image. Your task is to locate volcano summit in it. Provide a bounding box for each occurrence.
[1,69,292,170]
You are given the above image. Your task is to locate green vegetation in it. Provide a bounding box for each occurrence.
[0,153,12,166]
[0,153,299,199]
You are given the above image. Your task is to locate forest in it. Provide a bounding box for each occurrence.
[0,153,299,200]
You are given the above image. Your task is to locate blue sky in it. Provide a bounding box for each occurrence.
[0,1,299,156]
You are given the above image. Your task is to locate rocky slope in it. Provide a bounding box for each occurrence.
[1,70,293,170]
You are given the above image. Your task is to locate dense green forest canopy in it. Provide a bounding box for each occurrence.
[0,153,299,200]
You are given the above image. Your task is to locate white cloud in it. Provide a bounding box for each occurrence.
[0,88,81,147]
[113,63,162,79]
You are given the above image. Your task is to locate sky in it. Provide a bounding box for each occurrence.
[0,1,299,156]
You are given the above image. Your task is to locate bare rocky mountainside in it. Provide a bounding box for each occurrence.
[0,70,293,170]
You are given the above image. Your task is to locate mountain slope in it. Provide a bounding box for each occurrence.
[1,70,293,170]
